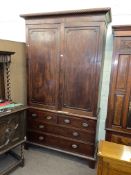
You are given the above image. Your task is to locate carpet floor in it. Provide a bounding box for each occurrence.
[9,146,97,175]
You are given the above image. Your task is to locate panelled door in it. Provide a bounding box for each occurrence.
[27,21,105,117]
[27,24,61,110]
[107,36,131,130]
[61,22,103,117]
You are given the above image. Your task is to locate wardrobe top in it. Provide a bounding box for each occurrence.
[20,7,111,23]
[112,25,131,36]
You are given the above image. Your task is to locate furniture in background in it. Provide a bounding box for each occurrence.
[21,8,111,168]
[97,140,131,175]
[0,51,26,175]
[106,26,131,146]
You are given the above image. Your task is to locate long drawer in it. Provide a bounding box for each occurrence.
[58,114,96,132]
[27,131,95,157]
[28,120,95,143]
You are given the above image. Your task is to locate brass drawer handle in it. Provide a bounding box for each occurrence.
[38,136,44,141]
[32,113,37,118]
[72,131,79,137]
[64,119,70,124]
[46,116,52,120]
[72,144,78,149]
[38,125,45,129]
[82,122,88,128]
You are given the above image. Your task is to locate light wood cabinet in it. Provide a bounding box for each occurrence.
[97,140,131,175]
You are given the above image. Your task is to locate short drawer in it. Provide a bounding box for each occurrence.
[27,131,95,157]
[111,134,131,146]
[27,109,57,124]
[58,115,96,132]
[28,120,95,143]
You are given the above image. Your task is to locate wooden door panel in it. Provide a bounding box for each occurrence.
[0,111,25,152]
[115,55,129,90]
[112,52,129,127]
[28,25,60,109]
[107,54,131,128]
[113,94,124,126]
[62,24,100,115]
[107,36,131,130]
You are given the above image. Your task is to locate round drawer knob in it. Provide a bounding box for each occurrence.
[72,144,78,149]
[64,119,70,124]
[38,125,45,129]
[72,131,79,137]
[82,122,88,128]
[38,136,44,141]
[46,116,52,120]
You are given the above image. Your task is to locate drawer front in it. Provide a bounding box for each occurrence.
[28,131,94,157]
[28,109,57,124]
[28,120,95,143]
[58,115,96,132]
[0,111,26,152]
[111,134,131,146]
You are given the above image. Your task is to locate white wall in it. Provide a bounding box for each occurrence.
[0,0,131,42]
[0,0,131,140]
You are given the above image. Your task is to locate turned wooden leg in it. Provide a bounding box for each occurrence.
[20,158,25,167]
[88,160,96,169]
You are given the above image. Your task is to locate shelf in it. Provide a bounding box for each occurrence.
[0,144,24,175]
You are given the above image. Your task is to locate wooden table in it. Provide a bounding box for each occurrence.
[97,140,131,175]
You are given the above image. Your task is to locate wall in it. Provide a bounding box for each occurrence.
[0,0,131,140]
[0,0,131,42]
[0,40,27,105]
